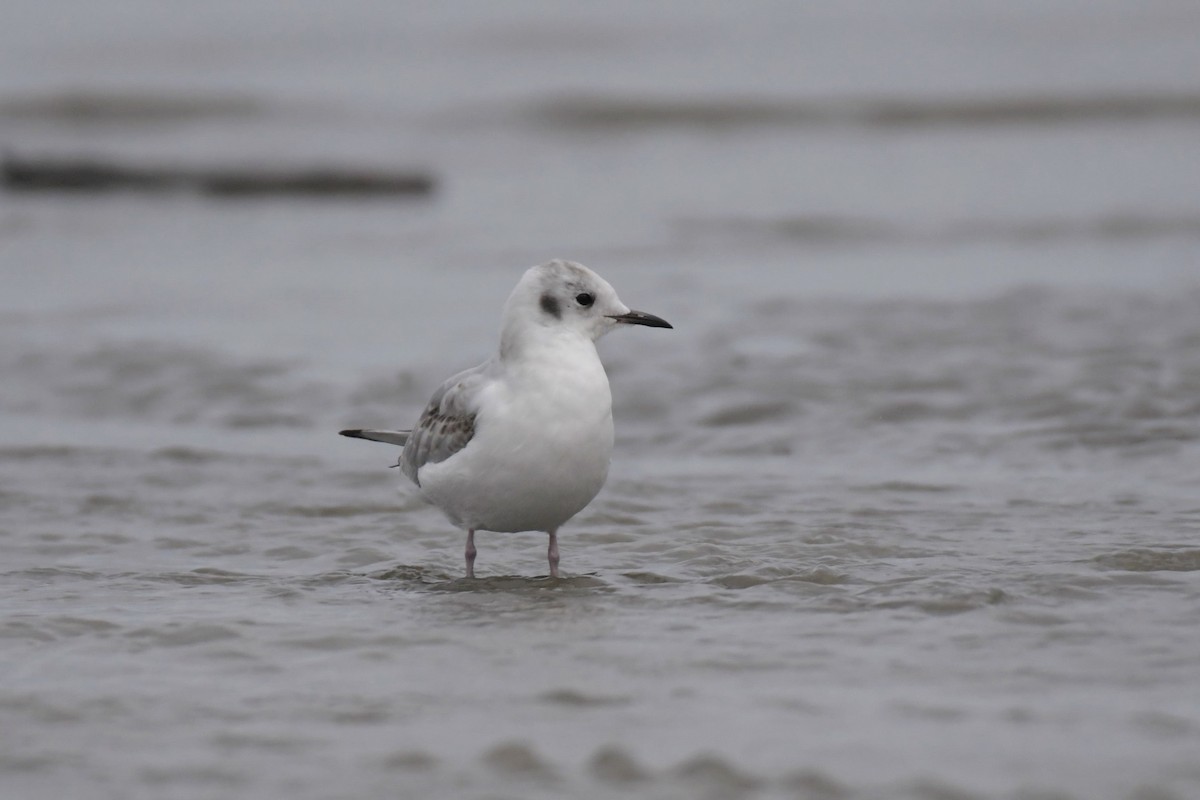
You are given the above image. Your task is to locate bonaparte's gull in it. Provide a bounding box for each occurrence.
[340,260,672,578]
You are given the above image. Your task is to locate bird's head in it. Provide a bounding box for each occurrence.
[501,260,672,351]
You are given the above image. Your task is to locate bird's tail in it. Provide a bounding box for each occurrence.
[339,428,410,447]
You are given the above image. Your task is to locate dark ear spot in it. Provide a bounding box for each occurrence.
[540,293,561,319]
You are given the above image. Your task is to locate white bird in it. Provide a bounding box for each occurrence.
[340,259,672,578]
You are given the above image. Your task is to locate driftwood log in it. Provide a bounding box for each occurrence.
[2,154,435,197]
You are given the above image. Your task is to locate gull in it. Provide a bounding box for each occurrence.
[340,259,672,578]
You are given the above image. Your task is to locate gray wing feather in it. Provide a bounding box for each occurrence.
[400,363,491,485]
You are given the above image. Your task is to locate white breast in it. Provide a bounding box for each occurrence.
[416,338,615,533]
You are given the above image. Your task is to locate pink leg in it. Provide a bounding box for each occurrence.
[547,529,560,579]
[465,529,476,578]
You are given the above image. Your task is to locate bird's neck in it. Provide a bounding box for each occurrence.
[500,327,612,419]
[499,321,596,366]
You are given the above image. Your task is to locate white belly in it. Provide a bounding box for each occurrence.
[415,354,615,533]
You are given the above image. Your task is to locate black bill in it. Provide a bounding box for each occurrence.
[608,309,673,329]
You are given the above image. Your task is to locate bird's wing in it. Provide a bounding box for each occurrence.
[401,362,492,485]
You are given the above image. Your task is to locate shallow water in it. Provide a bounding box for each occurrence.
[4,2,1200,799]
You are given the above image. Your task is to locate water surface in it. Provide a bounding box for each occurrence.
[3,2,1200,799]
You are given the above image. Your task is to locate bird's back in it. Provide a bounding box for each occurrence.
[400,361,493,486]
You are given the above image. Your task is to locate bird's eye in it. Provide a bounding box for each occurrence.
[575,292,594,307]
